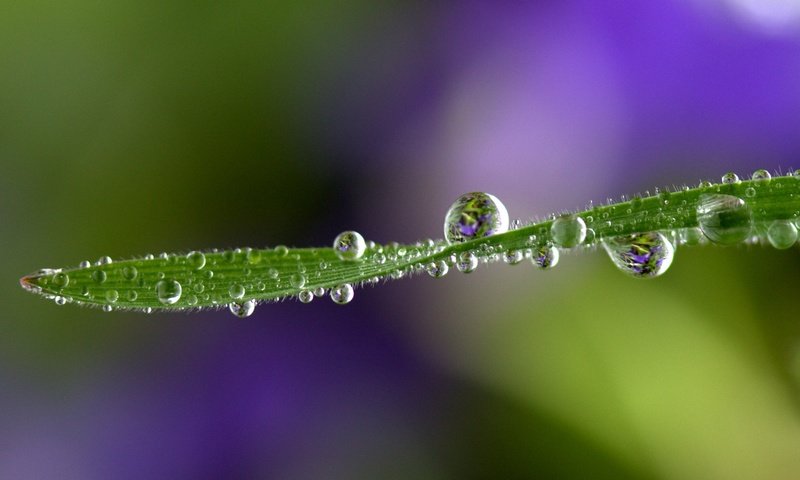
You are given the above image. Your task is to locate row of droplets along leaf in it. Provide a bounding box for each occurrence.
[20,169,800,317]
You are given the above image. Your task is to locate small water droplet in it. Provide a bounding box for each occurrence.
[155,279,182,305]
[443,192,509,244]
[229,284,246,300]
[456,252,478,273]
[751,169,771,183]
[127,290,138,302]
[721,172,740,184]
[603,232,675,278]
[229,300,256,318]
[144,307,153,314]
[268,268,279,279]
[122,266,138,281]
[54,296,66,306]
[551,215,587,248]
[767,220,798,250]
[330,283,354,304]
[96,256,113,266]
[504,250,524,265]
[696,194,752,245]
[245,249,262,264]
[79,260,91,269]
[531,244,559,269]
[426,260,449,278]
[105,290,119,303]
[52,272,69,289]
[298,290,314,303]
[313,287,326,297]
[187,251,206,270]
[290,273,307,288]
[274,245,289,257]
[186,295,198,306]
[92,270,107,284]
[373,252,386,265]
[333,231,367,261]
[745,187,756,198]
[204,270,214,279]
[102,305,113,313]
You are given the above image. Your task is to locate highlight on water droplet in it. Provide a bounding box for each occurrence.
[767,220,798,250]
[443,192,509,244]
[551,215,587,248]
[696,194,753,245]
[330,283,354,305]
[531,244,559,269]
[155,279,182,305]
[333,231,367,261]
[602,232,675,278]
[229,299,256,318]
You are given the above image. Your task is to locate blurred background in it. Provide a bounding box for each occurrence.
[3,0,800,478]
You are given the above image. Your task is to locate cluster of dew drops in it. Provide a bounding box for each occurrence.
[35,169,800,318]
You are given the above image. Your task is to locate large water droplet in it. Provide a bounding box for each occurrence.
[155,279,182,305]
[330,283,354,304]
[105,290,119,303]
[333,231,367,261]
[504,250,524,265]
[92,270,107,284]
[290,273,307,289]
[531,244,559,269]
[721,172,740,184]
[751,169,771,183]
[603,232,675,278]
[298,290,314,303]
[767,220,798,250]
[122,266,138,281]
[52,272,69,289]
[54,296,67,306]
[696,194,752,245]
[187,251,206,270]
[229,300,255,318]
[443,192,509,244]
[551,215,587,248]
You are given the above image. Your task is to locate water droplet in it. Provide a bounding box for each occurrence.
[102,305,113,313]
[504,250,524,265]
[531,244,559,269]
[186,295,198,306]
[551,215,587,248]
[298,290,314,303]
[426,260,449,278]
[122,266,138,281]
[751,169,771,183]
[229,300,256,318]
[313,287,326,297]
[745,187,756,198]
[155,279,182,305]
[444,192,509,244]
[584,228,596,244]
[333,231,367,261]
[79,260,91,269]
[204,270,214,280]
[223,250,236,263]
[96,256,113,266]
[603,232,675,278]
[187,251,206,270]
[127,290,138,302]
[54,296,66,306]
[52,272,69,289]
[290,273,307,288]
[268,268,279,280]
[92,270,107,284]
[698,180,713,189]
[229,284,245,300]
[373,252,386,265]
[721,172,740,184]
[681,227,704,246]
[245,249,262,264]
[144,307,153,314]
[330,283,354,304]
[456,252,478,273]
[767,220,798,250]
[105,290,119,303]
[274,245,289,257]
[696,194,752,245]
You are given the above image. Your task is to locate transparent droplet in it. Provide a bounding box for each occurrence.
[229,299,256,318]
[583,228,596,245]
[298,290,314,303]
[373,253,386,265]
[443,192,509,244]
[105,290,119,303]
[223,250,236,263]
[681,227,704,246]
[52,272,69,289]
[531,244,559,269]
[504,250,524,265]
[721,172,740,184]
[274,245,289,257]
[767,220,798,250]
[696,194,752,245]
[54,295,67,306]
[330,283,354,305]
[102,305,113,313]
[155,279,182,305]
[127,290,138,302]
[290,273,307,289]
[122,266,138,281]
[751,169,771,183]
[456,252,478,273]
[229,284,246,300]
[268,268,279,280]
[187,251,206,270]
[96,256,113,266]
[426,260,449,278]
[92,270,107,284]
[186,295,198,306]
[204,270,214,280]
[551,215,587,248]
[313,287,326,297]
[333,231,367,261]
[245,249,262,264]
[603,232,675,278]
[79,260,91,269]
[745,187,756,198]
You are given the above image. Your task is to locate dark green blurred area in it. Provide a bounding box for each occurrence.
[3,1,800,479]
